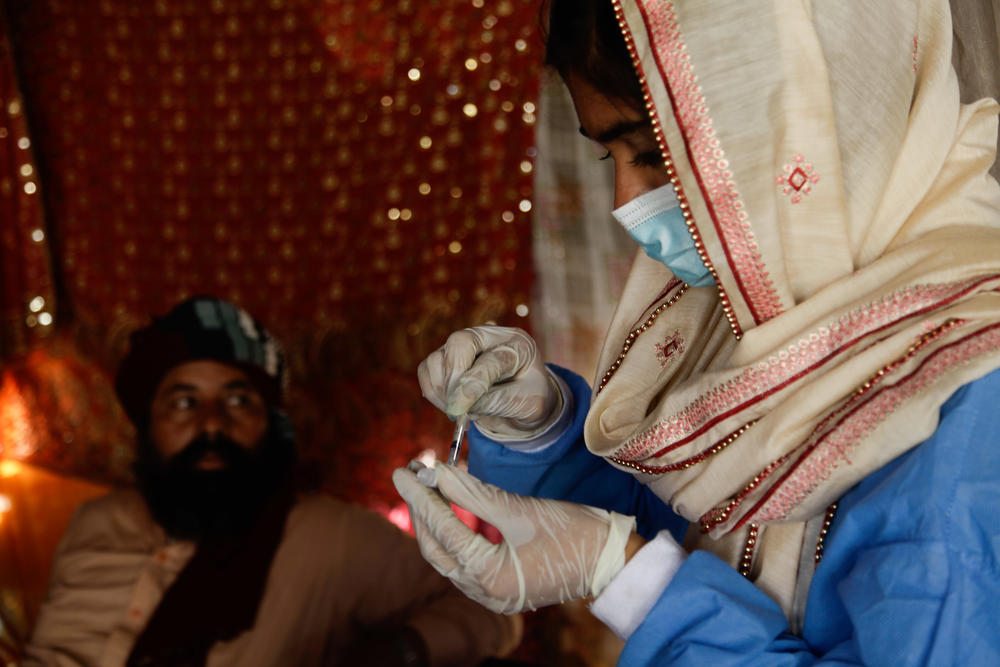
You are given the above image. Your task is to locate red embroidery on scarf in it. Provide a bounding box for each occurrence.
[597,280,687,394]
[776,154,820,204]
[635,0,784,325]
[913,36,919,74]
[612,276,1000,464]
[655,329,686,367]
[709,318,965,531]
[737,321,1000,527]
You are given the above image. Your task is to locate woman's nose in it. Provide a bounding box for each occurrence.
[613,164,670,210]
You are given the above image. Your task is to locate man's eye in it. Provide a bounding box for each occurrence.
[171,396,196,410]
[598,150,612,161]
[225,393,251,408]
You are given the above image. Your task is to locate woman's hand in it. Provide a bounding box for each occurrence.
[417,326,561,439]
[393,462,636,614]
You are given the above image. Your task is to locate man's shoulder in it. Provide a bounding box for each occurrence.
[75,486,143,511]
[60,487,162,553]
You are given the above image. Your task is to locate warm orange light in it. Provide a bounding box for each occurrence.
[0,371,38,458]
[0,494,11,514]
[0,459,23,477]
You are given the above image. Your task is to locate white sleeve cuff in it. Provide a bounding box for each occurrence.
[589,529,687,640]
[477,370,574,452]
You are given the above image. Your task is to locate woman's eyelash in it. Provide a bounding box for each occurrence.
[597,150,664,167]
[630,150,665,168]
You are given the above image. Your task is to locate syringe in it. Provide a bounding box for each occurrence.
[446,414,470,466]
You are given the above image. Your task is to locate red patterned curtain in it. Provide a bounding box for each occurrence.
[0,6,54,360]
[0,0,539,502]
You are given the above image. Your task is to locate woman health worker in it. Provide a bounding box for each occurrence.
[394,0,1000,663]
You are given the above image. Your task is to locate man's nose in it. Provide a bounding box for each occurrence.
[198,400,227,436]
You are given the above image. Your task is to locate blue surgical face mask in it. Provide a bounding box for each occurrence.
[611,184,715,287]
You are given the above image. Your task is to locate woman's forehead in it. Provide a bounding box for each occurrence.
[566,74,649,143]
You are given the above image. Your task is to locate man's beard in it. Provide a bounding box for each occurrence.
[133,421,296,540]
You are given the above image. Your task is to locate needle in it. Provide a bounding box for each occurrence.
[447,414,470,466]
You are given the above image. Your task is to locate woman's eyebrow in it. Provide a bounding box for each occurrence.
[579,119,651,143]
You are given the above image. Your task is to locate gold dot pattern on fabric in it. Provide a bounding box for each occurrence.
[7,0,539,341]
[0,9,54,351]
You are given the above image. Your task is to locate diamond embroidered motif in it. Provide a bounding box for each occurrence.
[788,168,808,191]
[655,330,686,367]
[776,154,820,204]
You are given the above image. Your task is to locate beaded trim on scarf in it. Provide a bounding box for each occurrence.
[630,0,783,326]
[610,419,757,474]
[611,0,743,339]
[597,279,688,394]
[814,502,838,565]
[737,502,839,580]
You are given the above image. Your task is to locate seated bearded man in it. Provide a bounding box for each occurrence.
[24,296,521,667]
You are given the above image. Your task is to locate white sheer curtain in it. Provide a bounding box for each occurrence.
[950,0,1000,179]
[530,71,635,380]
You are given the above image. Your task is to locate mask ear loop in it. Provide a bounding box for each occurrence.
[611,183,681,231]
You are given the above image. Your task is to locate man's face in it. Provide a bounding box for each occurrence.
[136,360,291,540]
[149,360,269,466]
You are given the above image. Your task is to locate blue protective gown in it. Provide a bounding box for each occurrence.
[467,365,1000,665]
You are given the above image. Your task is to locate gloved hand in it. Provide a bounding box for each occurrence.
[392,462,636,614]
[417,326,561,439]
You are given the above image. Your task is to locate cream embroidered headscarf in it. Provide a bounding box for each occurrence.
[583,0,1000,624]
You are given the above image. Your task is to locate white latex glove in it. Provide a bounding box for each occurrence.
[417,326,560,439]
[392,462,636,614]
